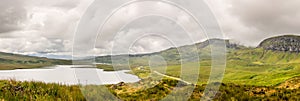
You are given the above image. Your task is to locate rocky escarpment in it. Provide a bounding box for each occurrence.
[196,39,242,49]
[258,35,300,52]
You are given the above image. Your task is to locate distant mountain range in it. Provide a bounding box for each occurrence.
[94,38,242,64]
[1,35,300,70]
[0,52,71,70]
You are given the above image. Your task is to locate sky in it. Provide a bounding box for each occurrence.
[0,0,300,59]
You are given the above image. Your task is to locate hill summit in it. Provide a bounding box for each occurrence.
[259,35,300,52]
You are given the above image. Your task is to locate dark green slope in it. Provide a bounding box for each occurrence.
[0,52,71,70]
[95,39,240,64]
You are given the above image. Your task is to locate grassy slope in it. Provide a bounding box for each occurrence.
[0,80,84,101]
[2,79,300,101]
[0,52,71,70]
[224,48,300,86]
[152,47,300,86]
[96,47,300,86]
[94,47,300,100]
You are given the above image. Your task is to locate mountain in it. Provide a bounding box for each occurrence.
[93,36,300,86]
[93,35,300,66]
[0,52,71,70]
[259,35,300,52]
[95,39,241,66]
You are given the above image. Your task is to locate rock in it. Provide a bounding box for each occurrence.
[259,35,300,52]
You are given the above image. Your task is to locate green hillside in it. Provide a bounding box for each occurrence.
[91,35,300,100]
[0,52,71,70]
[225,48,300,86]
[95,36,300,86]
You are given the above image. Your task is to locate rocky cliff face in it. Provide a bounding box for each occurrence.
[258,35,300,52]
[196,39,241,49]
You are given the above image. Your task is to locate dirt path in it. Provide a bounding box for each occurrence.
[153,71,192,85]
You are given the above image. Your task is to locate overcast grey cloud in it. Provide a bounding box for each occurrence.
[206,0,300,46]
[73,0,210,57]
[229,0,300,33]
[0,0,300,58]
[0,0,27,33]
[0,0,93,58]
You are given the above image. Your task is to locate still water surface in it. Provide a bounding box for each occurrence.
[0,65,140,85]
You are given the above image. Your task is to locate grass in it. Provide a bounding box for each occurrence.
[117,47,300,87]
[0,80,85,101]
[96,64,115,71]
[94,47,300,88]
[2,78,300,101]
[223,48,300,86]
[110,80,300,101]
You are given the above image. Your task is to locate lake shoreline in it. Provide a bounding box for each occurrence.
[0,65,140,85]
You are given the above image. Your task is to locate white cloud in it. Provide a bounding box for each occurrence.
[206,0,300,46]
[0,0,94,57]
[1,0,300,58]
